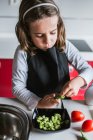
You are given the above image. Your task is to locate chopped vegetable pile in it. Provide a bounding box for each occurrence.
[36,113,63,131]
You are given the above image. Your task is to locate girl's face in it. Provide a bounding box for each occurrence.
[29,15,58,51]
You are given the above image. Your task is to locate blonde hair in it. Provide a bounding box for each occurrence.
[15,0,66,54]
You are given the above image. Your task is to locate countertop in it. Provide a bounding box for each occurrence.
[0,98,93,140]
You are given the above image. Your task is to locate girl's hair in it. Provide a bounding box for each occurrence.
[15,0,66,53]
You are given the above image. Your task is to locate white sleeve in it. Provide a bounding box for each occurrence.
[65,40,93,85]
[12,46,41,110]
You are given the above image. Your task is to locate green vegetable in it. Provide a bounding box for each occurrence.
[54,95,65,99]
[80,130,88,140]
[36,113,63,131]
[36,112,70,131]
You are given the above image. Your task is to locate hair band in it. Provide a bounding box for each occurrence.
[23,3,58,20]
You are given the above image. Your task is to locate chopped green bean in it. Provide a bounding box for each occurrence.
[80,130,88,140]
[54,95,65,99]
[36,113,63,131]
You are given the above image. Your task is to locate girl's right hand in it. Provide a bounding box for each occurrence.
[37,93,60,108]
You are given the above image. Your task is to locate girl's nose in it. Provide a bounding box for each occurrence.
[46,43,50,48]
[44,34,51,44]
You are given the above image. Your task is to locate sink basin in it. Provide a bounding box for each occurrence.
[0,104,30,140]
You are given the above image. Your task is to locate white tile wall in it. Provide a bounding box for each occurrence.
[0,0,19,17]
[55,0,93,19]
[55,0,93,39]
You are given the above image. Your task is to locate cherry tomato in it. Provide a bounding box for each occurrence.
[71,110,85,122]
[82,120,93,132]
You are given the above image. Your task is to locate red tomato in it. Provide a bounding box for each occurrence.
[71,111,85,122]
[82,120,93,132]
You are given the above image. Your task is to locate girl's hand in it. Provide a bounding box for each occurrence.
[37,93,60,108]
[60,76,86,97]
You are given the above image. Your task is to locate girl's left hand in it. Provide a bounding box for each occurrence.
[60,76,86,97]
[37,93,61,108]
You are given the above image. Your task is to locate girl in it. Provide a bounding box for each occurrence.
[12,0,93,109]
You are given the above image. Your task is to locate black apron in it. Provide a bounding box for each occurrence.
[27,46,70,98]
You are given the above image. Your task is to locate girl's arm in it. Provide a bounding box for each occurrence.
[65,40,93,86]
[60,40,93,97]
[12,46,41,110]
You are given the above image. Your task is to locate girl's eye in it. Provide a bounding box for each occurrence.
[35,34,43,38]
[50,31,57,35]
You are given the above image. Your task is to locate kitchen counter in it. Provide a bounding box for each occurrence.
[0,98,93,140]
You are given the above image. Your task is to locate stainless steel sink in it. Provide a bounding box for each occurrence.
[0,104,30,140]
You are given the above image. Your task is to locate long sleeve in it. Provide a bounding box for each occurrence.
[12,46,41,110]
[65,40,93,86]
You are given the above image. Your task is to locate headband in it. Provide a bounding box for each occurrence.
[23,3,58,20]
